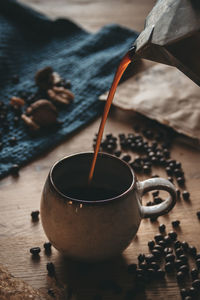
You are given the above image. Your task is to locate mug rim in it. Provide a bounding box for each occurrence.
[49,151,136,205]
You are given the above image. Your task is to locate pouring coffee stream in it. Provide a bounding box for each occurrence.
[88,48,135,183]
[89,0,200,183]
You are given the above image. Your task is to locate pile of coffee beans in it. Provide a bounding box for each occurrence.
[91,125,200,299]
[92,128,184,185]
[92,125,193,217]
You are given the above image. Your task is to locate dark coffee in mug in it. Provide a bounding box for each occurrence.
[60,185,120,201]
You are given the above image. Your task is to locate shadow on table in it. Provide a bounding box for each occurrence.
[55,253,147,299]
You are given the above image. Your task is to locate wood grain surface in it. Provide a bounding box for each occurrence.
[1,1,200,299]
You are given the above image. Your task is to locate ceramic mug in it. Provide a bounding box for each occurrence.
[41,152,176,261]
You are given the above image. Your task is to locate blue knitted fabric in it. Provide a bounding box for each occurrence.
[0,0,137,179]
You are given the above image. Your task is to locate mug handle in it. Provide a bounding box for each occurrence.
[137,178,177,218]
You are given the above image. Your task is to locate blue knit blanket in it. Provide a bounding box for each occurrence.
[0,0,137,179]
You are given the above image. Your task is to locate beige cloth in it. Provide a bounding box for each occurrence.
[100,64,200,142]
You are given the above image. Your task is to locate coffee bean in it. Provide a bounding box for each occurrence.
[188,287,197,298]
[151,156,159,164]
[152,190,159,197]
[168,162,176,170]
[139,262,148,270]
[172,220,180,228]
[150,262,159,271]
[174,169,183,177]
[165,262,174,272]
[159,157,166,166]
[159,224,166,233]
[191,268,199,280]
[120,140,128,148]
[148,240,155,250]
[114,150,121,157]
[154,234,163,243]
[166,166,173,176]
[106,143,115,152]
[175,260,182,270]
[174,241,182,249]
[181,241,189,251]
[189,246,197,257]
[46,262,55,277]
[196,211,200,219]
[176,248,184,257]
[130,162,143,173]
[157,240,166,248]
[177,177,185,186]
[163,149,170,159]
[192,279,200,290]
[177,271,184,282]
[174,161,181,168]
[164,247,173,256]
[168,177,173,183]
[10,164,19,176]
[151,174,159,178]
[143,165,151,174]
[152,249,161,260]
[154,197,163,204]
[154,245,164,253]
[30,247,41,255]
[163,235,172,245]
[105,133,113,139]
[138,254,145,262]
[118,133,126,140]
[130,142,136,151]
[182,191,190,201]
[44,242,52,252]
[31,210,40,221]
[122,154,131,162]
[184,296,192,300]
[179,255,188,264]
[145,254,155,264]
[168,231,177,241]
[179,265,189,274]
[146,201,153,206]
[148,151,155,158]
[180,288,188,299]
[165,254,175,263]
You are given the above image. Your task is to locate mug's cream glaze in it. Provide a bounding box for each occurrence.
[41,152,176,261]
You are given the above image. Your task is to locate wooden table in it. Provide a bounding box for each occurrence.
[1,1,200,299]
